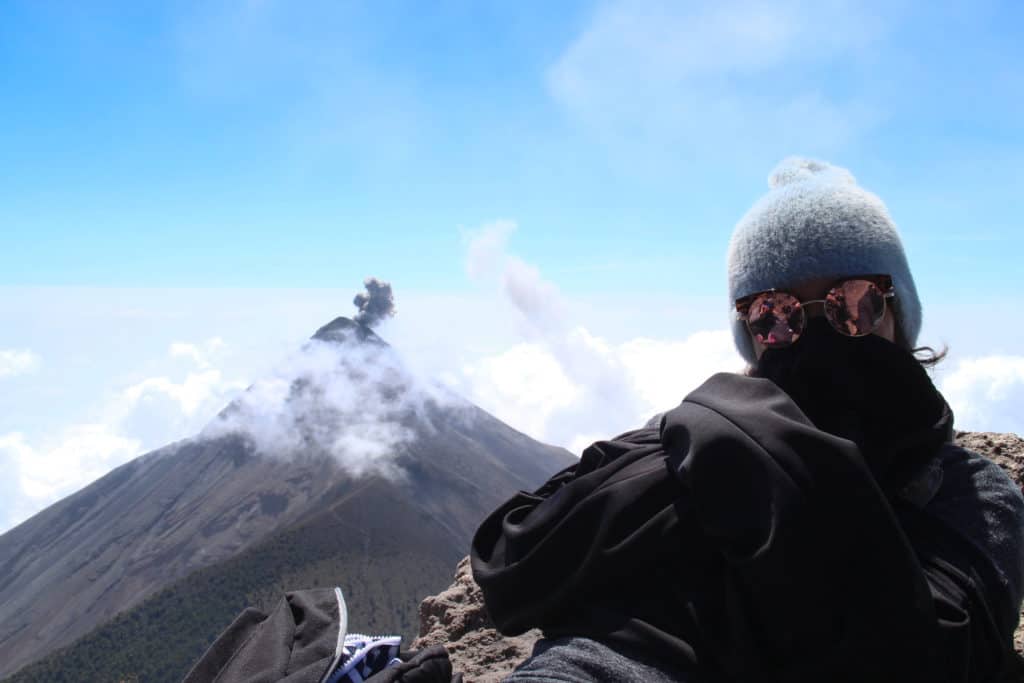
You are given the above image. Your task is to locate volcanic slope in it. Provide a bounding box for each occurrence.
[0,317,574,679]
[8,474,482,683]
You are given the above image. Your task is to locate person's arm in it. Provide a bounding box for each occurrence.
[897,501,1015,681]
[471,427,665,635]
[909,445,1024,677]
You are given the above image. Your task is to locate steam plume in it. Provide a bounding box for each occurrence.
[353,277,396,328]
[201,332,464,479]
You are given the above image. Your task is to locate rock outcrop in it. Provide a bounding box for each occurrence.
[415,431,1024,681]
[413,557,541,683]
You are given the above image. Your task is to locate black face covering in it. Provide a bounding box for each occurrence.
[753,316,952,494]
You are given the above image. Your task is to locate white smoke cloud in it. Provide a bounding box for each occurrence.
[0,349,40,378]
[201,334,455,479]
[457,221,743,454]
[464,219,517,281]
[940,355,1024,435]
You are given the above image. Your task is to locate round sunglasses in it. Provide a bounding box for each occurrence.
[734,274,896,348]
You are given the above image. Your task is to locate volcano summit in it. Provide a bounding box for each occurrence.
[0,317,573,680]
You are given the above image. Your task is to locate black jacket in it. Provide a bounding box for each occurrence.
[471,373,1024,682]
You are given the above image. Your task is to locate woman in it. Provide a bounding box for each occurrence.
[471,158,1024,682]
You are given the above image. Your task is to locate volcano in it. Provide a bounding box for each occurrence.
[0,318,574,680]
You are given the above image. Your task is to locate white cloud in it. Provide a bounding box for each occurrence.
[0,338,247,534]
[115,368,247,451]
[547,0,892,155]
[453,327,742,455]
[123,371,235,418]
[0,427,141,532]
[457,221,743,454]
[0,434,30,531]
[940,355,1024,435]
[458,344,581,441]
[618,331,743,411]
[110,337,247,452]
[17,426,141,501]
[169,337,225,370]
[0,349,40,378]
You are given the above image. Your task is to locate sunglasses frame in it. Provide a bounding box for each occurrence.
[734,274,896,342]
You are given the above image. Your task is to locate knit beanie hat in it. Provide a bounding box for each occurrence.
[727,157,922,364]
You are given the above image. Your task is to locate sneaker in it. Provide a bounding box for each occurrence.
[325,633,403,683]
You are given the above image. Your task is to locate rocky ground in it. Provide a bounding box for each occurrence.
[413,431,1024,682]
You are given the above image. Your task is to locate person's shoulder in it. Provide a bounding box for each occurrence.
[596,412,672,443]
[639,372,767,432]
[604,424,662,448]
[575,424,663,468]
[925,441,1024,525]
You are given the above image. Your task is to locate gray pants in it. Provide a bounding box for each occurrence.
[504,637,696,682]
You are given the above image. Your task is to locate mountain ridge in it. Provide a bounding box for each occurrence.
[0,317,574,679]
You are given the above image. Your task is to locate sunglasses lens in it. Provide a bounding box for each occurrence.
[824,280,886,336]
[747,292,804,347]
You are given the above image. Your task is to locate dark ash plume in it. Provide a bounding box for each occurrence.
[353,277,396,328]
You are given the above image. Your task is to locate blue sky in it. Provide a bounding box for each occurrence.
[3,0,1022,295]
[1,0,1023,532]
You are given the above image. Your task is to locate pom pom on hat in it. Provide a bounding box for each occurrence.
[727,157,922,364]
[768,156,857,188]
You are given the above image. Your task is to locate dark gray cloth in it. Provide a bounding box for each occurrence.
[504,637,694,683]
[922,443,1024,638]
[181,589,459,683]
[182,589,341,683]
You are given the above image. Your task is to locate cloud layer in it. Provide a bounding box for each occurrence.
[940,355,1024,434]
